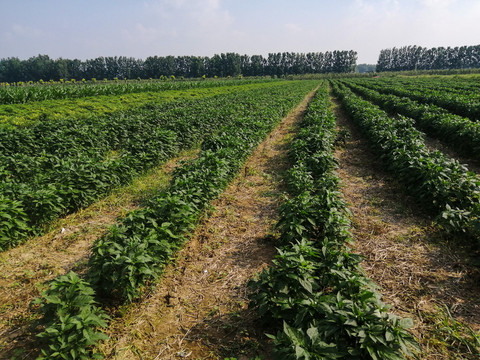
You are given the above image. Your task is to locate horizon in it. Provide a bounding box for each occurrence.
[1,0,479,64]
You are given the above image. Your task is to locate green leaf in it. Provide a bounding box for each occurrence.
[298,277,313,294]
[306,326,319,342]
[399,317,414,329]
[295,345,308,359]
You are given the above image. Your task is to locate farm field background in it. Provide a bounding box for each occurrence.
[1,75,480,359]
[0,79,285,127]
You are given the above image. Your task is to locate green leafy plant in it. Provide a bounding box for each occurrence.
[249,84,419,359]
[0,81,317,251]
[32,272,109,360]
[331,81,480,236]
[343,80,480,156]
[85,81,318,302]
[0,194,30,250]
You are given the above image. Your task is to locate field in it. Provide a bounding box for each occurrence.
[0,76,480,359]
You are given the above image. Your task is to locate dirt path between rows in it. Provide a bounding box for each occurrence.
[0,150,198,358]
[98,89,318,360]
[331,95,480,359]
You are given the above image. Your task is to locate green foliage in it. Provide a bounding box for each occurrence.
[352,74,480,120]
[85,81,318,302]
[343,79,480,155]
[0,52,356,90]
[250,239,321,322]
[32,272,109,360]
[376,45,480,73]
[249,84,418,359]
[87,228,169,302]
[430,306,480,357]
[0,80,287,128]
[0,194,30,250]
[10,81,317,359]
[0,82,317,251]
[331,81,480,235]
[271,311,417,360]
[0,77,276,105]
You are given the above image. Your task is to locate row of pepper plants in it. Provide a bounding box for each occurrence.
[364,76,480,97]
[0,80,287,128]
[30,81,318,359]
[249,83,418,359]
[340,79,480,156]
[331,81,480,236]
[0,82,301,251]
[354,78,480,121]
[0,77,275,105]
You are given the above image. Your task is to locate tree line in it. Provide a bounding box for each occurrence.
[0,51,357,83]
[376,45,480,72]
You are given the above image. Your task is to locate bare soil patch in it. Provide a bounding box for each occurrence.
[332,96,480,359]
[99,90,318,360]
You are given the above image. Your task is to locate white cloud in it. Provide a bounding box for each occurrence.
[409,0,480,48]
[2,22,75,60]
[338,0,480,63]
[419,0,455,8]
[141,0,233,50]
[352,0,400,17]
[144,0,232,26]
[88,0,236,57]
[0,24,48,58]
[2,24,43,41]
[284,23,303,34]
[122,23,169,44]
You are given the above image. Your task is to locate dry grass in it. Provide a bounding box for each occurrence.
[331,96,480,359]
[98,90,318,360]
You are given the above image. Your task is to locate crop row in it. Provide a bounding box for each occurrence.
[0,80,288,127]
[354,78,480,120]
[0,95,228,249]
[340,80,480,156]
[0,81,316,251]
[364,76,480,96]
[30,81,317,359]
[249,83,418,359]
[331,81,480,236]
[0,77,275,105]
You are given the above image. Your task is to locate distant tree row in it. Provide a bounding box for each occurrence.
[376,45,480,72]
[0,51,357,83]
[356,63,376,73]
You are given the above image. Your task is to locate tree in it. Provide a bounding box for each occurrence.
[0,57,25,82]
[0,50,359,82]
[376,44,480,72]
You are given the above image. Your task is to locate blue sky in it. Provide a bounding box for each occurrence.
[1,0,479,64]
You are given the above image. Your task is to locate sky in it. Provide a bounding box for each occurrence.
[1,0,479,64]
